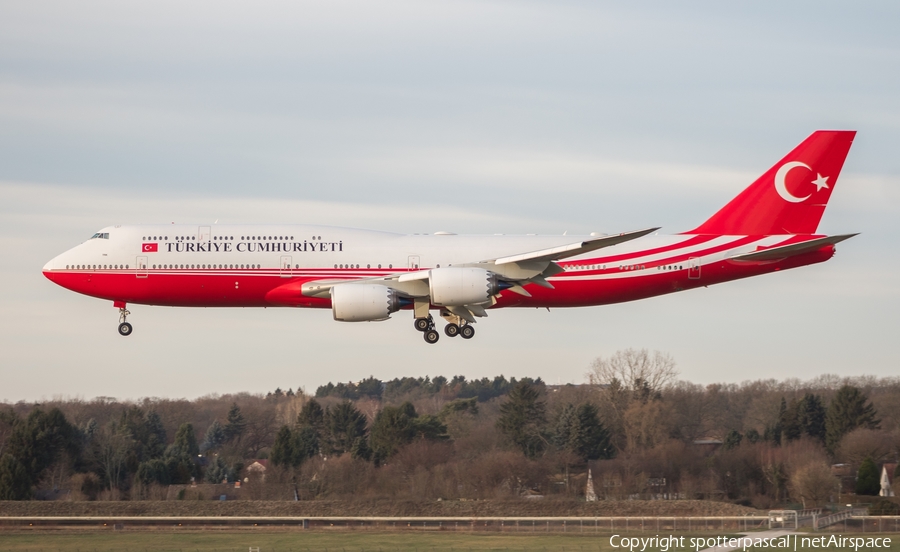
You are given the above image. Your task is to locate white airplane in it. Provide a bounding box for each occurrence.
[43,131,857,344]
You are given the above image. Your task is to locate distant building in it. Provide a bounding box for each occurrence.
[692,438,723,455]
[831,463,856,495]
[881,463,896,497]
[585,469,597,502]
[245,460,268,482]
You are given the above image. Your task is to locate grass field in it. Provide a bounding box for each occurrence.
[0,531,897,552]
[0,530,609,552]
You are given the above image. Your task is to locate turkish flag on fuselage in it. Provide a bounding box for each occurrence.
[142,243,158,252]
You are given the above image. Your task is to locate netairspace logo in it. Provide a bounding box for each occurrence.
[609,534,892,552]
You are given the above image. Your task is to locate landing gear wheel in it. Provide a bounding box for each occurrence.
[118,322,133,336]
[414,318,431,332]
[444,323,460,338]
[460,324,475,339]
[424,329,440,344]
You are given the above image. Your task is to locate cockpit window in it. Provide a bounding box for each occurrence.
[90,232,110,239]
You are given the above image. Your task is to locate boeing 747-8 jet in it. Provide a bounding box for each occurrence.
[43,131,857,344]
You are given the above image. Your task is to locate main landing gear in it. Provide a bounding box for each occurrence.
[117,303,133,336]
[414,315,440,344]
[414,313,475,344]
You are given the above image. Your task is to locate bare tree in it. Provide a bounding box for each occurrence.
[587,349,678,401]
[623,400,669,451]
[92,422,134,496]
[836,428,895,466]
[790,461,838,508]
[242,405,280,457]
[587,349,677,452]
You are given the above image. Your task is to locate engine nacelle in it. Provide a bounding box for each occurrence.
[331,284,403,322]
[429,267,502,307]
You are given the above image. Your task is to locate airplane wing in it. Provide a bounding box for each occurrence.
[300,227,658,304]
[492,227,659,265]
[728,233,858,262]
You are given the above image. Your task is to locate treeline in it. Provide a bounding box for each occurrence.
[1,349,899,509]
[314,375,542,403]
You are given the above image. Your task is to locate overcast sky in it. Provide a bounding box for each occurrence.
[1,1,898,402]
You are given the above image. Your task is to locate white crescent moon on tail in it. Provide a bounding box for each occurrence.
[774,161,811,203]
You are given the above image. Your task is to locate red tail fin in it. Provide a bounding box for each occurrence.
[688,130,856,235]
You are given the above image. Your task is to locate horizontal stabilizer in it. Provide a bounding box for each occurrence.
[493,227,658,265]
[728,234,858,262]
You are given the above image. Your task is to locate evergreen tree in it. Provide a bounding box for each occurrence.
[769,398,787,446]
[826,385,880,452]
[224,403,247,441]
[780,399,802,442]
[370,403,417,463]
[298,399,325,430]
[723,429,743,450]
[0,454,32,500]
[120,406,150,458]
[135,458,171,486]
[269,425,294,467]
[201,420,227,452]
[350,436,372,461]
[291,426,320,465]
[439,397,478,418]
[569,403,614,460]
[798,393,827,444]
[413,415,448,441]
[204,456,229,483]
[165,423,200,483]
[170,423,199,457]
[496,381,547,458]
[1,408,79,498]
[553,404,577,450]
[145,411,167,459]
[356,376,384,399]
[855,457,880,496]
[326,401,368,456]
[745,428,761,444]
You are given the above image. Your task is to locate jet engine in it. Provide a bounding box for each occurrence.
[428,267,508,307]
[331,284,406,322]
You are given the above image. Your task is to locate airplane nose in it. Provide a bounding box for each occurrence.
[43,252,64,276]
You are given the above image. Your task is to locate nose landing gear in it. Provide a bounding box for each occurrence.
[116,302,133,336]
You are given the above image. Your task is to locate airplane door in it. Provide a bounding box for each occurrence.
[408,255,420,270]
[688,257,701,280]
[136,256,148,278]
[280,256,292,278]
[198,226,210,241]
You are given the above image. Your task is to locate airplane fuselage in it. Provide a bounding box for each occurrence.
[42,224,834,310]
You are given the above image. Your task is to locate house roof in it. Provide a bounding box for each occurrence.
[246,459,268,471]
[883,463,897,484]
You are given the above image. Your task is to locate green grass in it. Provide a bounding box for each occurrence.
[0,531,897,552]
[0,530,604,552]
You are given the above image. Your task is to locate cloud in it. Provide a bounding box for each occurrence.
[1,2,898,401]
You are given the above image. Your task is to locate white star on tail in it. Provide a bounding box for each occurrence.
[811,173,829,191]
